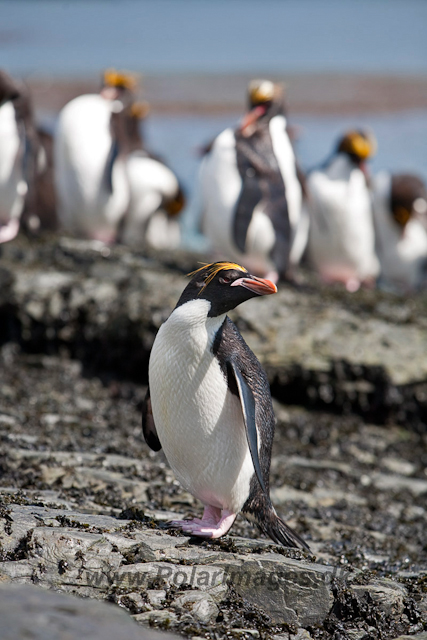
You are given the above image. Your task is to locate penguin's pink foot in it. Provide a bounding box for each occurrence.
[180,509,237,539]
[168,519,194,528]
[345,278,361,292]
[0,219,20,243]
[91,231,116,244]
[167,505,221,530]
[168,506,237,539]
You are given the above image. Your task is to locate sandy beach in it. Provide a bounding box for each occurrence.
[27,73,427,116]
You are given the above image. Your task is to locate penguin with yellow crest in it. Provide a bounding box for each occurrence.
[372,172,427,291]
[199,80,307,283]
[143,261,309,549]
[54,69,184,247]
[306,130,380,291]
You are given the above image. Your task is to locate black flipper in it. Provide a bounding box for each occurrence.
[212,317,309,551]
[142,387,162,452]
[103,140,119,193]
[228,360,267,495]
[233,123,291,277]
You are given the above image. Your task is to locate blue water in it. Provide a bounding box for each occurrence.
[1,0,426,77]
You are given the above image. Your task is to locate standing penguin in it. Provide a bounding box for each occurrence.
[143,261,309,549]
[119,98,185,251]
[55,69,184,248]
[306,130,380,292]
[372,172,427,291]
[200,81,306,282]
[0,70,35,243]
[54,69,136,242]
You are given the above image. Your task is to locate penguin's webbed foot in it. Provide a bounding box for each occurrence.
[167,519,197,528]
[345,277,361,292]
[0,219,20,244]
[181,510,237,539]
[167,506,237,539]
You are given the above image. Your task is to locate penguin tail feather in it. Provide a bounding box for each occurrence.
[244,500,310,552]
[260,509,310,552]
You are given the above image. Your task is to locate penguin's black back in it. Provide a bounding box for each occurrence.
[234,124,291,276]
[212,316,275,490]
[212,316,310,551]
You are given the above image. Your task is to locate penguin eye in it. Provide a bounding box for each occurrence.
[219,275,232,285]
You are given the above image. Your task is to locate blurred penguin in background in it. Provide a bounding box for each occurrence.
[0,70,49,242]
[306,130,380,292]
[55,69,184,247]
[120,101,185,252]
[372,172,427,291]
[199,79,307,283]
[54,69,137,243]
[27,125,57,233]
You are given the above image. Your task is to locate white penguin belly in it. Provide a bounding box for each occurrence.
[149,300,254,513]
[0,102,25,225]
[372,172,427,290]
[200,129,243,260]
[54,94,129,241]
[307,158,379,281]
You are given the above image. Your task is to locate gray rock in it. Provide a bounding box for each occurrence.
[350,579,407,616]
[390,635,427,640]
[371,473,427,496]
[133,610,179,626]
[172,590,219,623]
[289,631,313,640]
[147,589,167,608]
[0,582,179,640]
[2,235,427,426]
[219,555,335,625]
[2,236,427,639]
[0,504,40,556]
[346,631,368,640]
[293,632,313,640]
[116,591,153,614]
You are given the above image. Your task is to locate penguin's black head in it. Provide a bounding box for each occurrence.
[0,70,21,104]
[176,261,277,317]
[390,174,427,229]
[238,80,285,135]
[101,68,138,104]
[337,130,377,166]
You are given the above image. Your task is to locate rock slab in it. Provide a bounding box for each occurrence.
[0,582,179,640]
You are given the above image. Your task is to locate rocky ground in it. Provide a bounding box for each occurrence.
[1,236,427,640]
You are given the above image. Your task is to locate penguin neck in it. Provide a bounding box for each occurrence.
[167,299,226,350]
[373,172,393,226]
[327,153,360,180]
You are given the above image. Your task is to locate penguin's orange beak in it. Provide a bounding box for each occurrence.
[239,105,267,133]
[231,275,277,296]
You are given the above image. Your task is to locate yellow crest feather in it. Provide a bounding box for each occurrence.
[340,131,377,160]
[103,68,138,91]
[187,261,247,293]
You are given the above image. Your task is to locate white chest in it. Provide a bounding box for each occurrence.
[372,172,427,289]
[200,128,242,258]
[55,94,130,236]
[148,300,254,512]
[307,155,379,278]
[269,115,301,229]
[0,102,21,183]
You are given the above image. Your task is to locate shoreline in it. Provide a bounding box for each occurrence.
[26,72,427,116]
